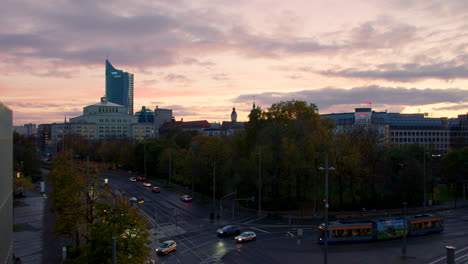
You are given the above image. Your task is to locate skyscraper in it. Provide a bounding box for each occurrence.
[105,59,134,115]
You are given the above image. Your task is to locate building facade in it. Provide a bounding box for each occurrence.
[154,107,173,129]
[13,123,37,137]
[321,108,468,154]
[51,97,157,147]
[105,59,134,115]
[0,102,13,264]
[135,106,155,123]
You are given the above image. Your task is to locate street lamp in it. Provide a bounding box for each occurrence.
[258,146,262,217]
[319,154,335,264]
[424,151,442,208]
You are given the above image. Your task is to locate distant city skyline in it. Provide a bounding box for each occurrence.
[1,0,468,126]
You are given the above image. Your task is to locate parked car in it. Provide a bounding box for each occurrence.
[235,231,256,243]
[180,195,192,202]
[155,240,177,255]
[151,186,161,193]
[129,177,137,182]
[143,182,152,187]
[217,225,241,237]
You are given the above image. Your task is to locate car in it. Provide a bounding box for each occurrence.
[138,176,147,181]
[151,186,161,193]
[143,182,152,187]
[129,197,144,204]
[180,195,192,202]
[235,231,256,243]
[129,177,137,182]
[155,240,177,255]
[217,225,241,237]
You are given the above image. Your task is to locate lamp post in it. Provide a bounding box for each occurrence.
[258,146,262,217]
[313,152,318,216]
[168,151,171,185]
[402,202,407,256]
[319,154,335,264]
[213,163,216,214]
[144,137,147,179]
[423,151,426,208]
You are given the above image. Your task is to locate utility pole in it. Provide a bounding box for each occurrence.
[144,137,147,179]
[112,237,116,264]
[314,153,318,216]
[319,154,335,264]
[402,202,407,256]
[168,151,171,185]
[213,163,216,213]
[258,146,262,217]
[423,151,426,208]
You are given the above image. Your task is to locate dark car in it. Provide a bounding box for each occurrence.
[138,176,147,181]
[217,225,241,237]
[151,186,161,193]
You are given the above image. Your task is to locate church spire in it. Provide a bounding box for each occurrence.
[231,107,237,122]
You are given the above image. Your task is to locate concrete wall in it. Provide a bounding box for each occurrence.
[0,102,13,264]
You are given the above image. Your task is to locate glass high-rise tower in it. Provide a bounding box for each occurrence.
[105,59,134,115]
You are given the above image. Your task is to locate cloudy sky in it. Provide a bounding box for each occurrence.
[2,0,468,125]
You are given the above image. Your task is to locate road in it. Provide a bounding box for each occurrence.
[104,171,468,264]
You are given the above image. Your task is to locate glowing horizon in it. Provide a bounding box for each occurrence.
[1,0,467,126]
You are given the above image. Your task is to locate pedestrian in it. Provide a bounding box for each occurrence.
[216,213,220,223]
[210,212,214,223]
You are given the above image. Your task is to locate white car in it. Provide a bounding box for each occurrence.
[235,231,256,243]
[143,182,152,187]
[156,240,177,255]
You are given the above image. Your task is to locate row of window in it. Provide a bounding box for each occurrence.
[99,107,120,113]
[98,119,130,123]
[393,142,448,148]
[391,138,448,143]
[332,228,372,238]
[391,131,448,136]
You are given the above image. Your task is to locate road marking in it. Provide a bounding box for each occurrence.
[286,232,294,237]
[250,227,270,233]
[427,245,468,264]
[243,216,266,224]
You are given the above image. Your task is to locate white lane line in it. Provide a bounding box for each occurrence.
[249,227,270,233]
[244,216,266,224]
[287,231,294,237]
[426,245,468,264]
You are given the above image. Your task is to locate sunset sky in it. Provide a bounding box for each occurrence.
[2,0,468,126]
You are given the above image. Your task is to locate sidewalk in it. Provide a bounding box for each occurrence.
[13,190,45,264]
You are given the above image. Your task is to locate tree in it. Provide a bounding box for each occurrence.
[73,197,151,264]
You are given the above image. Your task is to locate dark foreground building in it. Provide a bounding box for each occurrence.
[0,102,13,264]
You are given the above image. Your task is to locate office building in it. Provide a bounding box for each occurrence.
[135,106,155,123]
[321,107,468,154]
[13,123,37,137]
[154,106,173,129]
[51,97,157,146]
[0,102,13,264]
[105,59,134,115]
